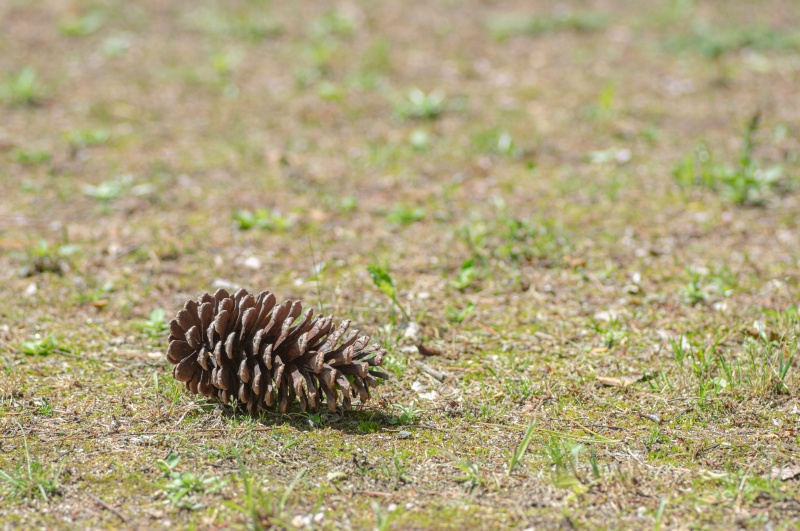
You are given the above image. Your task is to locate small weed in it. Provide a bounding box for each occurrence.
[683,273,709,305]
[155,453,225,510]
[590,317,627,348]
[302,412,323,429]
[543,436,585,487]
[584,82,618,120]
[385,203,426,226]
[0,424,61,501]
[337,195,357,213]
[588,449,601,479]
[75,280,115,307]
[18,240,78,277]
[503,376,537,402]
[389,402,420,425]
[450,258,478,291]
[232,208,292,231]
[19,335,61,356]
[59,12,104,37]
[446,301,475,324]
[471,215,568,265]
[394,88,445,120]
[1,67,46,106]
[223,467,304,530]
[450,455,484,489]
[644,426,668,451]
[83,175,153,204]
[12,148,51,165]
[681,267,734,305]
[673,114,783,205]
[367,265,411,322]
[134,308,169,339]
[65,128,109,151]
[37,398,54,417]
[154,373,186,409]
[741,334,797,395]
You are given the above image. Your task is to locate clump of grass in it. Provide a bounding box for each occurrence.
[232,208,293,231]
[83,175,154,205]
[223,467,305,529]
[1,68,46,106]
[449,258,478,291]
[0,425,61,501]
[367,265,411,322]
[543,436,585,488]
[385,203,426,226]
[58,11,104,37]
[446,301,475,324]
[664,328,797,403]
[673,113,783,205]
[134,308,168,338]
[155,453,225,510]
[65,127,109,151]
[12,148,51,165]
[17,240,78,277]
[450,454,484,489]
[459,214,569,266]
[389,402,421,425]
[680,266,736,306]
[19,335,62,356]
[393,88,445,120]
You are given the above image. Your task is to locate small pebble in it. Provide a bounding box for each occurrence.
[398,430,412,439]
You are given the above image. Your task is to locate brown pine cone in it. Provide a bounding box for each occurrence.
[166,288,389,414]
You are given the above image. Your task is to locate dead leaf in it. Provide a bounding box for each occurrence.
[639,413,661,424]
[597,376,638,387]
[766,466,800,481]
[417,343,442,357]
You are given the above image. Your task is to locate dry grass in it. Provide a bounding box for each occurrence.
[2,0,800,529]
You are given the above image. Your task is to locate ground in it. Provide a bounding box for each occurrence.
[1,0,800,529]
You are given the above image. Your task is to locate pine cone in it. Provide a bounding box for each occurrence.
[166,288,389,414]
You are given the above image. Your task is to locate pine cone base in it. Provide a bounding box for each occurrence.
[166,288,389,414]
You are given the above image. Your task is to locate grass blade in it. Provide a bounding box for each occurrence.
[508,416,537,475]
